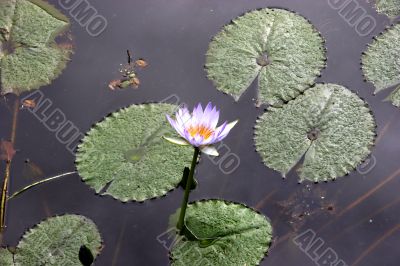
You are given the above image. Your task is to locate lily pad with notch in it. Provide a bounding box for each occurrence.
[0,214,102,265]
[76,103,193,202]
[170,200,273,266]
[205,8,326,106]
[0,0,72,95]
[362,23,400,107]
[254,83,376,182]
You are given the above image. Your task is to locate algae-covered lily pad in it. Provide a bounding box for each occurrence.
[0,0,71,95]
[76,103,193,202]
[362,23,400,107]
[0,248,13,265]
[170,200,273,266]
[0,214,102,265]
[206,8,326,106]
[375,0,400,18]
[255,83,376,182]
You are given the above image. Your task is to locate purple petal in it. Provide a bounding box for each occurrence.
[183,129,192,143]
[193,103,203,118]
[203,102,213,117]
[166,114,186,138]
[199,134,217,145]
[176,107,191,128]
[201,102,214,125]
[192,134,205,147]
[215,121,227,136]
[214,120,238,142]
[208,107,220,129]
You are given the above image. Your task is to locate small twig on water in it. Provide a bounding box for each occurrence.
[8,171,77,200]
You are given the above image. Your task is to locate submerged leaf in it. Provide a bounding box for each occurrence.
[170,200,272,266]
[362,23,400,107]
[206,8,325,106]
[375,0,400,18]
[76,103,193,202]
[255,83,376,182]
[0,214,102,265]
[0,140,16,161]
[0,0,72,95]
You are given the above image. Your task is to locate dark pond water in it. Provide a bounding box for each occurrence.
[1,0,400,265]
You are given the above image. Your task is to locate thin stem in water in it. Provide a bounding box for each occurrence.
[177,147,199,234]
[0,97,19,233]
[8,171,76,200]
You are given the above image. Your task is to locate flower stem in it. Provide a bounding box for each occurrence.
[177,147,199,234]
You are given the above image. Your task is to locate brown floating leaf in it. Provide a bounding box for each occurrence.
[22,99,36,108]
[135,59,148,68]
[109,51,147,91]
[108,79,121,90]
[132,77,140,88]
[57,42,74,50]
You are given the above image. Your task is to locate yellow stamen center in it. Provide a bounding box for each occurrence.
[187,124,214,139]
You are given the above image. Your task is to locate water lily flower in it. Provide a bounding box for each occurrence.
[164,102,238,156]
[164,102,238,233]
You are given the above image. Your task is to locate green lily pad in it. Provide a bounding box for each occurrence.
[254,83,376,182]
[0,0,16,42]
[0,214,102,265]
[1,46,70,94]
[375,0,400,18]
[362,23,400,107]
[0,0,71,95]
[76,103,193,202]
[388,85,400,106]
[170,200,273,266]
[205,8,326,106]
[0,248,13,265]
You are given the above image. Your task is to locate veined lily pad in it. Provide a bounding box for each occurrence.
[170,200,273,266]
[76,103,193,202]
[375,0,400,18]
[362,23,400,107]
[0,0,72,95]
[0,214,102,265]
[205,8,326,106]
[255,83,376,182]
